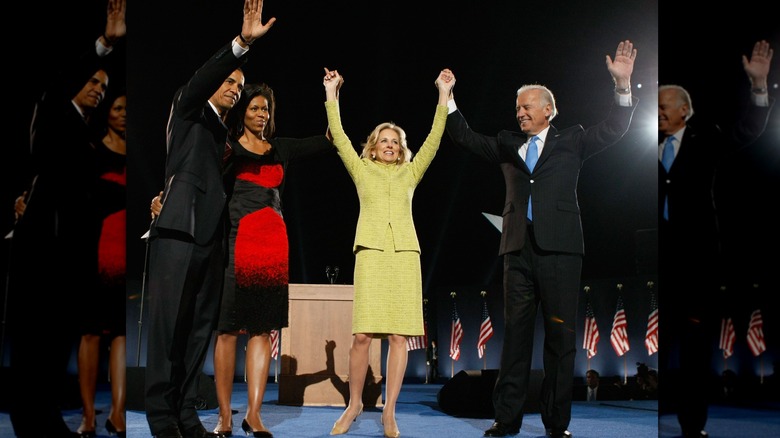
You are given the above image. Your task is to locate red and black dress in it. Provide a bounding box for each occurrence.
[217,135,331,335]
[84,141,126,337]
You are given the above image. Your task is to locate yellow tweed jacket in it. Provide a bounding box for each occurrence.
[325,101,448,253]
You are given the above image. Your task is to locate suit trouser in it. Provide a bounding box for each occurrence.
[658,221,719,434]
[8,233,87,437]
[144,230,224,434]
[493,225,581,432]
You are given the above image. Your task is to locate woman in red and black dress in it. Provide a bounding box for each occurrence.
[79,91,127,437]
[213,83,332,437]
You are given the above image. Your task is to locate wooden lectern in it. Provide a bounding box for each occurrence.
[279,284,383,407]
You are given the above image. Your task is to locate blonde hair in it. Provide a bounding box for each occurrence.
[360,122,413,164]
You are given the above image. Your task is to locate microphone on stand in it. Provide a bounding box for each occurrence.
[325,266,340,284]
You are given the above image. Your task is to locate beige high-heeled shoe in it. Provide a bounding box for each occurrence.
[329,406,363,435]
[380,415,400,438]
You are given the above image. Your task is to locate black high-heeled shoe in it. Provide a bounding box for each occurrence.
[78,420,97,438]
[105,418,126,438]
[241,419,273,437]
[213,416,233,437]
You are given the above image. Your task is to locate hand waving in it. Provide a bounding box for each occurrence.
[743,40,773,85]
[241,0,277,44]
[606,40,637,85]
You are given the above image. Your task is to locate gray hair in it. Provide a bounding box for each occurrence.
[517,84,558,121]
[659,84,695,121]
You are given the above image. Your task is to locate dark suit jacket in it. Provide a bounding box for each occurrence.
[446,99,638,256]
[10,43,109,309]
[152,42,247,245]
[659,101,774,260]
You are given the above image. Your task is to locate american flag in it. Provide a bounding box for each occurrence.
[450,300,463,361]
[582,295,600,359]
[270,329,280,360]
[719,317,736,359]
[610,296,630,357]
[407,301,429,351]
[644,288,659,356]
[746,309,766,357]
[477,297,494,358]
[407,320,428,352]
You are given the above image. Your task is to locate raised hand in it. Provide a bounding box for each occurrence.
[606,40,636,87]
[104,0,127,43]
[323,68,344,101]
[241,0,277,44]
[435,69,455,105]
[436,69,455,92]
[743,40,773,86]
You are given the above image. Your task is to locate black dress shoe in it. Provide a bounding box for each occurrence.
[154,425,183,438]
[682,430,708,438]
[547,430,573,438]
[484,421,520,437]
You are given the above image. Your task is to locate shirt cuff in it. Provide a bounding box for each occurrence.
[447,98,458,114]
[95,38,113,57]
[616,92,632,107]
[752,92,770,107]
[232,39,250,57]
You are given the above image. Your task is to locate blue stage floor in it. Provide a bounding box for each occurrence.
[2,381,779,437]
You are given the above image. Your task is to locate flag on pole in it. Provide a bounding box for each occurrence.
[610,296,630,356]
[449,299,463,361]
[719,317,736,359]
[582,294,600,359]
[407,300,428,351]
[746,309,766,357]
[270,329,280,360]
[477,296,494,358]
[644,288,659,356]
[407,319,428,351]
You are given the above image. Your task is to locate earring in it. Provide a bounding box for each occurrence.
[371,154,376,159]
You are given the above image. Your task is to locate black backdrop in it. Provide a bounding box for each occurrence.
[124,0,659,376]
[1,0,777,384]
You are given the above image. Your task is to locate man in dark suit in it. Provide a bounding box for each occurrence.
[143,2,275,437]
[658,40,773,438]
[6,2,125,437]
[444,40,638,438]
[426,340,439,382]
[585,369,601,402]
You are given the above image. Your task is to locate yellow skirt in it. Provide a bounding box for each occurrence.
[351,225,424,337]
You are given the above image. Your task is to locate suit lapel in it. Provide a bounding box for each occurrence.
[670,126,695,174]
[535,125,558,170]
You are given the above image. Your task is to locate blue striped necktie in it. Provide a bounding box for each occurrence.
[661,136,675,172]
[662,136,675,220]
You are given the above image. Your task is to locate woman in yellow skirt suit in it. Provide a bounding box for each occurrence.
[323,67,455,438]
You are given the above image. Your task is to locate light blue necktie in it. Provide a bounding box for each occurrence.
[661,136,675,220]
[526,136,539,221]
[661,136,675,172]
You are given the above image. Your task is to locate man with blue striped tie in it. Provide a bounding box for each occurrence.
[658,40,774,438]
[445,40,638,438]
